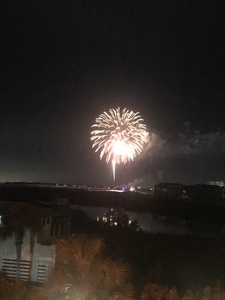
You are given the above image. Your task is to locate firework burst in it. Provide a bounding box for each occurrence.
[90,107,149,183]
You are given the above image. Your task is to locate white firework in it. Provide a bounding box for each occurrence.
[90,107,148,182]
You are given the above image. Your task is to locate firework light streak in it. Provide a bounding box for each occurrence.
[91,107,149,183]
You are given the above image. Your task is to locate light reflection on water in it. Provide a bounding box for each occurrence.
[70,205,224,237]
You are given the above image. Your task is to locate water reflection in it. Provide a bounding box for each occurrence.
[70,205,224,237]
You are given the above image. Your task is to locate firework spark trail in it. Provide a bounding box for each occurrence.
[91,107,149,183]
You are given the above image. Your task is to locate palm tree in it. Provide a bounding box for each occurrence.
[0,202,41,281]
[0,204,24,280]
[43,234,133,300]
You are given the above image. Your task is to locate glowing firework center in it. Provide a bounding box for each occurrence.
[113,140,133,161]
[91,107,148,183]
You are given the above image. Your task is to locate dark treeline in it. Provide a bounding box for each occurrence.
[71,209,225,294]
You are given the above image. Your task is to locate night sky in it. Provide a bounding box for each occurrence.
[1,1,225,186]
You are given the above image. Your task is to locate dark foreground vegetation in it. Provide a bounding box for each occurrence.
[71,210,225,293]
[0,230,225,300]
[1,210,225,299]
[0,183,225,299]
